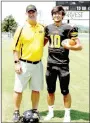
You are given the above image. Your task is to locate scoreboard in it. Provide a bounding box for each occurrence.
[56,1,90,11]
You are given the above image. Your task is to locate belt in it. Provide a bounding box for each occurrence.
[20,58,41,64]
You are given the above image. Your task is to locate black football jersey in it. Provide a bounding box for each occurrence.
[45,23,78,64]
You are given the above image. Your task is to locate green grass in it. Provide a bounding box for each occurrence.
[2,33,89,122]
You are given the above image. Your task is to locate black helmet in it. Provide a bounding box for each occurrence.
[22,109,40,123]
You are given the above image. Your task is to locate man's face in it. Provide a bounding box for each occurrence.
[27,10,37,21]
[52,11,64,22]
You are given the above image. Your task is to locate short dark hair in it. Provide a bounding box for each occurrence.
[51,5,65,16]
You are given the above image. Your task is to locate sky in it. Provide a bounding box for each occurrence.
[2,1,89,27]
[2,2,55,25]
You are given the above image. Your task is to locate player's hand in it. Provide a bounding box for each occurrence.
[62,38,82,51]
[61,39,72,49]
[15,63,22,74]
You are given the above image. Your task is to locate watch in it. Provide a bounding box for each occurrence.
[14,60,20,64]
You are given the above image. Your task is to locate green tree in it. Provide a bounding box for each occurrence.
[2,15,18,33]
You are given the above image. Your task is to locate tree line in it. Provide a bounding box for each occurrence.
[2,15,89,33]
[2,15,18,33]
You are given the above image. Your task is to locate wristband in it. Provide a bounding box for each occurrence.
[14,60,20,64]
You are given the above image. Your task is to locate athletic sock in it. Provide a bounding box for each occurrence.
[48,105,54,114]
[14,110,19,113]
[64,108,70,116]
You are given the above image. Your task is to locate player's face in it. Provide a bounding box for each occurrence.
[27,10,37,21]
[52,11,63,23]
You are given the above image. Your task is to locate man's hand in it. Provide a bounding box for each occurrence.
[13,50,22,74]
[15,63,22,74]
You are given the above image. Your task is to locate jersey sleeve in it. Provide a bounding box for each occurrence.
[67,26,78,39]
[11,26,23,51]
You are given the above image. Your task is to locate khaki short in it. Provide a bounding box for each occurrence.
[14,61,44,92]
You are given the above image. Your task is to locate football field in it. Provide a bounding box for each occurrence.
[2,33,89,122]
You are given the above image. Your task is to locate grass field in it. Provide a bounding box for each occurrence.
[2,33,89,122]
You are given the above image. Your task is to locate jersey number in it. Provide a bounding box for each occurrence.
[50,34,61,48]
